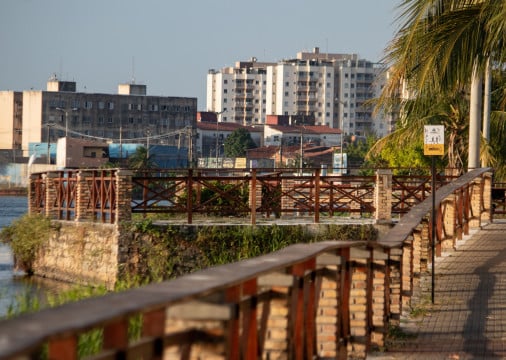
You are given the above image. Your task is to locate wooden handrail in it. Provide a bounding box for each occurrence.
[378,167,492,248]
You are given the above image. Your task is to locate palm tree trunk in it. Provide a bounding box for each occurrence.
[481,57,491,167]
[468,63,482,171]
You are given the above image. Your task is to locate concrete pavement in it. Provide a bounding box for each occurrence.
[368,220,506,359]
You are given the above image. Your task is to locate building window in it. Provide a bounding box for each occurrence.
[224,89,228,94]
[98,102,105,110]
[84,101,93,109]
[108,117,113,123]
[98,117,104,124]
[108,102,114,110]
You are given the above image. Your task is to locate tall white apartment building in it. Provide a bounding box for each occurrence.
[207,48,389,137]
[207,59,274,125]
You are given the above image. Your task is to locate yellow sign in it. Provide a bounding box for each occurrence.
[424,125,445,156]
[424,144,444,156]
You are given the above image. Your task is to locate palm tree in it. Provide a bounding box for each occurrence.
[128,146,157,170]
[377,0,506,171]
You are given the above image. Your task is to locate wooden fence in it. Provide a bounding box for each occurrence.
[29,168,469,224]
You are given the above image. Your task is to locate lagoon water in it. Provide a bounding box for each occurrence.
[0,196,69,318]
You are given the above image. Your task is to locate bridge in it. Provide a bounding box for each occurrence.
[0,167,502,359]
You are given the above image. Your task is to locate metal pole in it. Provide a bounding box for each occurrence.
[299,131,303,175]
[340,102,344,174]
[65,111,68,137]
[431,155,436,304]
[216,121,219,169]
[47,124,50,165]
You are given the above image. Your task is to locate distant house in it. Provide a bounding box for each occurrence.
[247,143,335,170]
[264,124,341,148]
[196,111,263,158]
[57,137,109,169]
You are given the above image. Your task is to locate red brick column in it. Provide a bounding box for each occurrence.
[28,173,42,215]
[45,172,59,219]
[387,247,402,327]
[347,248,370,358]
[374,169,392,222]
[115,169,133,224]
[75,170,93,222]
[481,172,493,223]
[371,252,388,350]
[442,194,457,250]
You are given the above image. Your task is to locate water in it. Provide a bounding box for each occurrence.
[0,196,70,318]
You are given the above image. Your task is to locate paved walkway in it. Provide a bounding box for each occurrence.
[369,220,506,360]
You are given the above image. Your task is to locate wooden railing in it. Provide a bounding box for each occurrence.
[30,167,468,224]
[9,168,492,359]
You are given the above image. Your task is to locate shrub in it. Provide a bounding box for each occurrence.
[0,214,53,274]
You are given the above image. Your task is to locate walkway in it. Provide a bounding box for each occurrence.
[369,220,506,360]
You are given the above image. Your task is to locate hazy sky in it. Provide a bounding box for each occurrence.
[0,0,401,110]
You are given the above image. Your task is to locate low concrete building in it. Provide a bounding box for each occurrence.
[56,137,109,169]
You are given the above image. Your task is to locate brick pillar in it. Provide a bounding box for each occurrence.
[370,253,388,350]
[348,249,370,359]
[75,170,93,222]
[312,255,342,358]
[249,170,262,224]
[115,169,133,224]
[45,172,59,219]
[28,173,41,215]
[387,248,402,327]
[469,177,483,228]
[374,169,392,222]
[442,194,456,250]
[481,172,493,223]
[401,241,413,310]
[281,178,292,217]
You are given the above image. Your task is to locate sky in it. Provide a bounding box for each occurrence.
[0,0,401,111]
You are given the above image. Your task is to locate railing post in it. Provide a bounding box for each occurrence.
[374,169,392,223]
[470,176,484,228]
[386,247,402,327]
[481,172,493,224]
[442,194,457,250]
[75,170,93,222]
[115,169,133,224]
[314,169,320,223]
[28,173,40,215]
[187,168,193,224]
[250,169,257,225]
[370,249,388,350]
[45,171,59,219]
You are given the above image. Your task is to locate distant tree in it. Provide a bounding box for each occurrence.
[223,128,257,157]
[128,146,157,170]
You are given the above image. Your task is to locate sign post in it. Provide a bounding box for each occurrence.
[424,125,444,304]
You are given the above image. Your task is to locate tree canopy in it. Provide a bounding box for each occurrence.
[223,128,257,157]
[373,0,506,177]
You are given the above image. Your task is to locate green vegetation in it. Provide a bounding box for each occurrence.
[223,127,257,157]
[0,214,53,274]
[375,0,506,178]
[125,220,378,282]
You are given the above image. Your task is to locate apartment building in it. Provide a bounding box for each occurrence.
[0,76,197,156]
[207,48,389,137]
[207,58,274,125]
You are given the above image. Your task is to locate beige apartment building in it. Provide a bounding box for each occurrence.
[0,76,197,156]
[207,48,391,137]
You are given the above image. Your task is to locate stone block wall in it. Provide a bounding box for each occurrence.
[33,222,120,290]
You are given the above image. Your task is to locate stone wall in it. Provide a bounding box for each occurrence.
[33,222,121,290]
